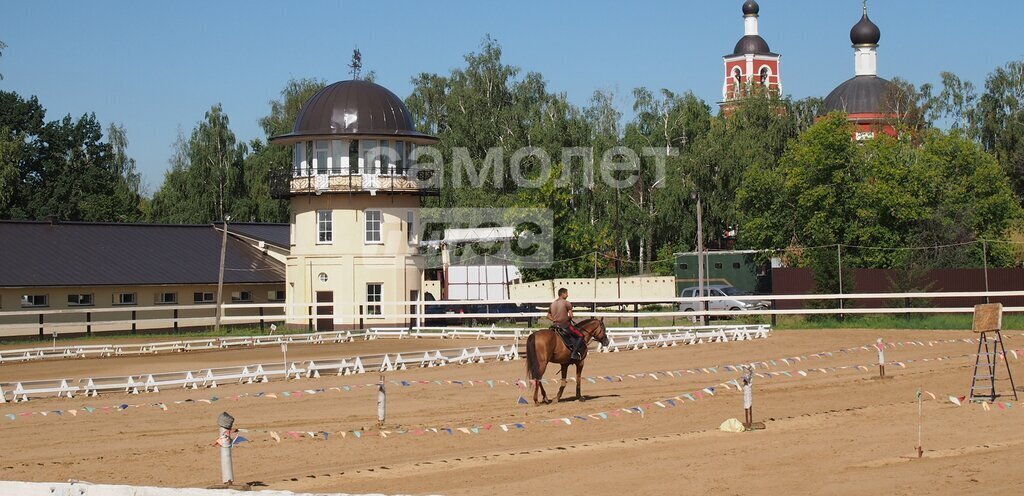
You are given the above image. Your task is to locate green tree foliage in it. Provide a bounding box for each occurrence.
[740,113,1021,294]
[0,91,143,221]
[624,88,711,273]
[244,78,327,223]
[406,37,598,277]
[149,104,248,223]
[689,95,797,254]
[975,61,1024,199]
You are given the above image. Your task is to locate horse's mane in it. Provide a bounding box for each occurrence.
[576,318,600,329]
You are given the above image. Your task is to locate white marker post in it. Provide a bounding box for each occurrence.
[742,366,754,429]
[876,338,886,378]
[217,412,235,485]
[916,388,923,458]
[52,331,57,351]
[281,343,288,380]
[377,374,386,429]
[269,323,277,336]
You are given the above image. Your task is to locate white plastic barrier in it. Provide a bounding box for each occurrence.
[2,327,770,400]
[0,480,438,496]
[82,376,143,396]
[10,379,79,402]
[144,371,201,392]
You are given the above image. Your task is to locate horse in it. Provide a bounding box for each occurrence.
[524,318,610,405]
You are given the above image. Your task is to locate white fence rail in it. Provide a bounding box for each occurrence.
[0,290,1020,339]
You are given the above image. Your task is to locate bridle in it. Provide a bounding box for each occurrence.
[578,319,610,347]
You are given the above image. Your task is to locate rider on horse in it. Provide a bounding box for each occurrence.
[548,287,585,361]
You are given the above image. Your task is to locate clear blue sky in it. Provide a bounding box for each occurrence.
[1,1,1019,191]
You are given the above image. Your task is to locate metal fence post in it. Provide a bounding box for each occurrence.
[217,412,235,484]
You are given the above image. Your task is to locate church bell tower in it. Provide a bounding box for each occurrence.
[721,1,782,109]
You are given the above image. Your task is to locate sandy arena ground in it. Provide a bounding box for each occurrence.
[2,329,1024,495]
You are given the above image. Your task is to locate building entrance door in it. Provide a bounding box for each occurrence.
[316,291,334,331]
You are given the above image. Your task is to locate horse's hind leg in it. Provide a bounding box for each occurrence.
[538,380,550,405]
[533,354,550,406]
[555,363,569,402]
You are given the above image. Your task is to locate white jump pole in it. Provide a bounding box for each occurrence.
[742,366,753,428]
[281,343,288,380]
[377,374,386,428]
[217,412,235,484]
[876,338,886,378]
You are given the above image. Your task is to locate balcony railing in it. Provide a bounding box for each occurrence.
[270,167,438,198]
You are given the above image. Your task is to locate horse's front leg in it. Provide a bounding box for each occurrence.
[575,361,585,401]
[555,363,569,402]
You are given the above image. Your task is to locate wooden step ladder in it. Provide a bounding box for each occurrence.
[969,303,1018,402]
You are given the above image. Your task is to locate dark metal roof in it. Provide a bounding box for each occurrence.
[850,12,881,46]
[227,223,290,249]
[742,0,759,16]
[0,221,286,287]
[822,75,893,114]
[269,80,438,144]
[731,35,776,56]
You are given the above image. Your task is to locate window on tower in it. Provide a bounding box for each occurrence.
[315,140,329,175]
[760,67,769,85]
[348,140,360,175]
[365,209,383,244]
[317,210,333,244]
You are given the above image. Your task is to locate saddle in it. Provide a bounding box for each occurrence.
[551,323,580,350]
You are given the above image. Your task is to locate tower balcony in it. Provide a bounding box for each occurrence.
[286,167,438,196]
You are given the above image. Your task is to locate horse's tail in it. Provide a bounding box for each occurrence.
[526,332,542,380]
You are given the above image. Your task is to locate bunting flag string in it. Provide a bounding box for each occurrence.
[5,336,1022,425]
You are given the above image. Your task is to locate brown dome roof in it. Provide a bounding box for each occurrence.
[270,80,437,144]
[823,75,894,114]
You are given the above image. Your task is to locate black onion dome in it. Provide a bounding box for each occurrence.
[850,12,881,46]
[742,0,759,15]
[822,75,893,114]
[732,35,773,55]
[270,79,437,144]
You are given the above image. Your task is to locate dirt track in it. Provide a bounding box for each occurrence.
[2,329,1023,495]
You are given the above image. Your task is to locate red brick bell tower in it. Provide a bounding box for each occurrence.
[721,1,782,111]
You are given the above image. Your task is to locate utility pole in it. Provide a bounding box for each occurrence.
[983,240,991,304]
[215,215,231,334]
[837,244,844,320]
[696,194,706,326]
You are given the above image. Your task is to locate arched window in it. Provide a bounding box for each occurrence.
[759,66,770,85]
[733,68,743,86]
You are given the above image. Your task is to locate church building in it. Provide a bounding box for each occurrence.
[821,4,900,139]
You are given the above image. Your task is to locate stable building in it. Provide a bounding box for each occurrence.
[0,220,287,337]
[269,80,439,330]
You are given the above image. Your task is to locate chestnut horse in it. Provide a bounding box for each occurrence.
[525,318,610,405]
